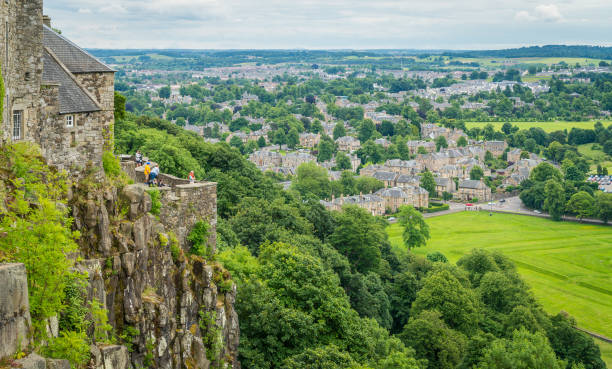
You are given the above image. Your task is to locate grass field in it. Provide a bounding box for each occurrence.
[577,143,612,174]
[387,212,612,366]
[464,120,609,133]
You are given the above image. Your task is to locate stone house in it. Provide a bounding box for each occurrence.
[359,164,389,177]
[1,12,115,171]
[336,136,361,152]
[299,132,320,148]
[507,148,523,163]
[483,140,508,157]
[457,179,491,202]
[407,140,435,154]
[434,177,456,196]
[373,171,398,188]
[395,174,421,188]
[321,194,385,216]
[385,159,422,175]
[376,186,429,212]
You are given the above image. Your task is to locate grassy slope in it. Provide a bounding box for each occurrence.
[577,143,612,174]
[387,212,612,366]
[464,120,609,133]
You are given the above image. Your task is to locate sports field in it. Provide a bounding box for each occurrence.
[387,212,612,366]
[464,120,608,133]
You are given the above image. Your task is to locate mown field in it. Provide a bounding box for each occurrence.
[387,212,612,366]
[465,120,609,133]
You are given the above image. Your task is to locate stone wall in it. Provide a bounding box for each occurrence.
[0,263,31,359]
[159,182,218,252]
[37,104,113,172]
[0,0,44,144]
[74,72,115,111]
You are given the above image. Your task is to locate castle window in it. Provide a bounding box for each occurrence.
[66,115,74,127]
[12,111,22,140]
[25,72,31,81]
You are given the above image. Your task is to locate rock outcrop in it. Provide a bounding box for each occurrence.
[67,174,239,369]
[0,263,32,359]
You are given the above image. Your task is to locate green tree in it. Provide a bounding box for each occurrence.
[479,328,563,369]
[292,162,331,199]
[470,166,484,180]
[398,205,430,250]
[399,310,466,369]
[333,122,346,140]
[435,136,448,152]
[411,268,481,334]
[229,135,244,152]
[114,91,126,120]
[457,136,468,147]
[566,191,594,220]
[335,152,352,171]
[543,179,565,221]
[257,135,267,148]
[546,314,606,369]
[594,192,612,223]
[328,206,385,274]
[318,139,335,162]
[274,129,287,149]
[287,127,300,149]
[417,146,428,155]
[420,171,436,197]
[282,345,355,369]
[359,120,375,142]
[158,85,171,99]
[530,162,563,182]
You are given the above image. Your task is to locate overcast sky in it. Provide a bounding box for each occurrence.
[44,0,612,50]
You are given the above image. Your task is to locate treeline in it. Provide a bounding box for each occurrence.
[114,112,607,369]
[446,45,612,60]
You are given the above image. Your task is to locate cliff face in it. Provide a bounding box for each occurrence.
[68,171,239,369]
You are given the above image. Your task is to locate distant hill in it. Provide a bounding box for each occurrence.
[444,45,612,60]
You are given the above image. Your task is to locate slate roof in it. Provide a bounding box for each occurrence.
[459,179,486,190]
[43,25,113,74]
[42,50,100,114]
[373,171,397,181]
[435,177,451,186]
[376,187,409,198]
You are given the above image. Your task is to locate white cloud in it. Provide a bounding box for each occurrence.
[535,4,563,21]
[44,0,611,49]
[515,3,564,22]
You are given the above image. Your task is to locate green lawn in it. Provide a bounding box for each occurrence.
[465,120,609,133]
[387,212,612,366]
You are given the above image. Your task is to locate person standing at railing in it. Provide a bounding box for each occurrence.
[189,171,195,184]
[144,162,151,184]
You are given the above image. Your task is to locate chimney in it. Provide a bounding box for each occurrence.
[43,15,51,28]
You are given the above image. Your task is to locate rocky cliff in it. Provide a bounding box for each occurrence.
[64,169,239,369]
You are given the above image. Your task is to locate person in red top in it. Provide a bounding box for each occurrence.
[188,171,195,184]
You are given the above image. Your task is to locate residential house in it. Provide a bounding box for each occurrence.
[457,180,492,202]
[435,177,456,196]
[299,132,320,148]
[336,136,361,152]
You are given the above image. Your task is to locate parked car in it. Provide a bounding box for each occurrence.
[534,210,542,214]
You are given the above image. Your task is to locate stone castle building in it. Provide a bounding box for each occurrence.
[1,1,114,171]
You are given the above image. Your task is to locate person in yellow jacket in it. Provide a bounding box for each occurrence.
[144,162,151,184]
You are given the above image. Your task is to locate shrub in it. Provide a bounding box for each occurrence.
[168,232,182,262]
[427,251,448,263]
[146,189,162,215]
[90,298,113,344]
[102,151,121,178]
[188,221,211,257]
[42,331,90,369]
